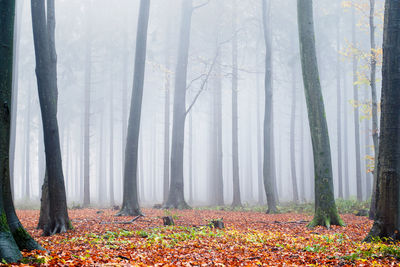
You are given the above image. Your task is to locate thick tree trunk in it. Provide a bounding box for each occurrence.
[290,66,299,203]
[352,7,363,202]
[117,0,150,216]
[0,0,42,262]
[31,0,71,236]
[369,0,379,219]
[164,0,193,209]
[262,0,276,213]
[366,0,400,241]
[231,0,241,208]
[297,0,343,228]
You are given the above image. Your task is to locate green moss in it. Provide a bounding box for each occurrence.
[0,213,10,233]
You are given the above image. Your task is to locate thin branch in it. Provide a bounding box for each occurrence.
[193,0,210,11]
[186,73,207,91]
[185,52,218,116]
[100,214,144,225]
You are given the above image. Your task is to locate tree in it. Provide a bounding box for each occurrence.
[351,6,363,202]
[369,0,379,219]
[0,0,43,262]
[117,0,150,216]
[290,64,299,204]
[31,0,71,235]
[365,0,400,241]
[230,0,241,208]
[262,0,277,213]
[297,0,344,228]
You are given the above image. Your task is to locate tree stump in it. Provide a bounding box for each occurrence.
[163,216,175,226]
[210,219,224,229]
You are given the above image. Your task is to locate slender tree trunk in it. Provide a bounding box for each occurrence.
[163,20,171,204]
[365,0,400,240]
[352,7,363,202]
[297,0,343,228]
[262,0,276,213]
[109,83,115,206]
[122,20,128,195]
[117,0,150,216]
[164,0,193,209]
[369,0,379,219]
[231,0,241,208]
[336,15,343,199]
[83,1,92,207]
[24,89,31,200]
[98,107,105,205]
[290,66,299,203]
[256,52,264,205]
[364,96,372,200]
[31,0,71,236]
[343,65,350,199]
[300,92,305,202]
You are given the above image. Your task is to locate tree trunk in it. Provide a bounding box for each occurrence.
[24,88,31,200]
[109,83,115,206]
[31,0,71,236]
[188,111,193,204]
[0,0,42,262]
[256,51,264,205]
[117,0,150,216]
[365,0,400,241]
[297,0,343,228]
[369,0,379,219]
[262,0,276,213]
[290,65,299,203]
[336,14,343,199]
[164,0,193,209]
[343,64,350,199]
[231,0,241,208]
[352,7,363,202]
[83,1,92,207]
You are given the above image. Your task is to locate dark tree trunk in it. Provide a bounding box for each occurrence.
[351,7,363,202]
[365,0,400,241]
[297,0,343,228]
[231,0,241,208]
[290,66,299,203]
[164,0,193,209]
[262,0,276,213]
[369,0,379,219]
[117,0,150,216]
[31,0,71,236]
[0,0,42,262]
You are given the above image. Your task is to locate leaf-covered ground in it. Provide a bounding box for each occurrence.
[11,209,400,266]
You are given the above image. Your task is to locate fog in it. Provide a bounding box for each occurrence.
[12,0,384,208]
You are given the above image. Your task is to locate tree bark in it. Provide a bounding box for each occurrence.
[262,0,276,213]
[336,13,343,199]
[117,0,150,216]
[31,0,71,236]
[297,0,343,228]
[109,82,115,207]
[365,0,400,241]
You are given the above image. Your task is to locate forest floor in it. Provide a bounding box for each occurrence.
[11,208,400,266]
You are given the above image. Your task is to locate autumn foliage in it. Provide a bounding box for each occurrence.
[9,209,400,266]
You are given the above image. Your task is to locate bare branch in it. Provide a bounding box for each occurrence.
[185,52,219,116]
[193,0,210,11]
[186,73,207,91]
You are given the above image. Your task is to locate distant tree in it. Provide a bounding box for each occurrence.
[164,0,214,209]
[0,0,43,262]
[290,64,299,204]
[231,0,241,208]
[117,0,150,216]
[261,0,277,213]
[365,0,400,241]
[31,0,71,235]
[297,0,344,228]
